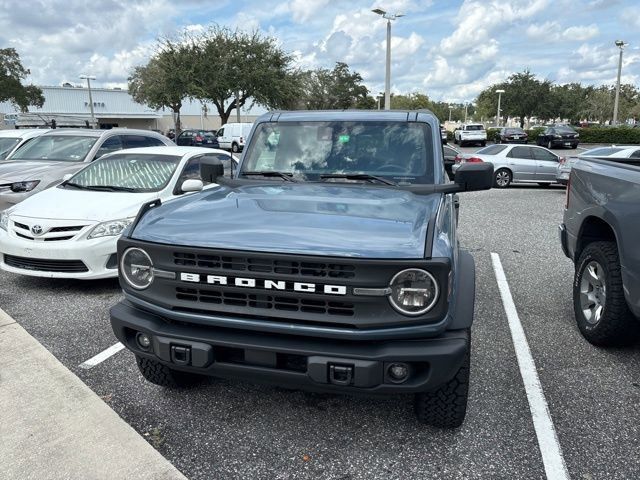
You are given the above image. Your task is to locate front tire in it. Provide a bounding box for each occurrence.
[494,168,512,188]
[481,141,486,147]
[573,242,638,346]
[231,143,239,153]
[136,356,206,388]
[414,339,470,428]
[547,140,553,149]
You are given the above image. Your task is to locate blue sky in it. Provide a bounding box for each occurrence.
[1,0,638,107]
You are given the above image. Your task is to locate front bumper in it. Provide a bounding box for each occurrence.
[0,229,119,279]
[110,300,470,394]
[551,139,579,148]
[0,191,31,212]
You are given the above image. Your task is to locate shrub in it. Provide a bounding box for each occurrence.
[575,126,640,144]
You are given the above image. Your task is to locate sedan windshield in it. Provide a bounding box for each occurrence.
[0,137,20,159]
[10,135,98,162]
[64,153,181,192]
[242,121,434,184]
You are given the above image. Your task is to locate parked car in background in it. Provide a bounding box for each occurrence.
[0,147,237,279]
[440,125,447,144]
[0,129,173,211]
[556,146,640,185]
[536,125,579,149]
[560,154,640,346]
[166,129,176,140]
[443,144,459,180]
[216,122,253,152]
[176,130,220,148]
[0,129,48,160]
[453,143,563,188]
[453,124,487,147]
[494,127,528,144]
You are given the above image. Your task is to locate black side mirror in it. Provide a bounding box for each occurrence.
[200,156,225,183]
[454,162,494,191]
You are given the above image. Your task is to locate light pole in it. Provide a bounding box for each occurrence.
[448,105,454,122]
[496,89,505,127]
[464,102,469,123]
[372,8,404,110]
[613,40,627,126]
[79,75,96,128]
[376,92,384,110]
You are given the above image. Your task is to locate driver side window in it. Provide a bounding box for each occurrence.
[94,136,123,160]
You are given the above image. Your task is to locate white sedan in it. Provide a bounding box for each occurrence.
[0,146,237,279]
[451,144,564,188]
[0,128,48,160]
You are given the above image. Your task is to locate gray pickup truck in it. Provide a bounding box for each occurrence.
[560,156,640,345]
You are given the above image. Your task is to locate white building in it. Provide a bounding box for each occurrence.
[0,85,262,132]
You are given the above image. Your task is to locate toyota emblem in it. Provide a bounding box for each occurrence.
[31,225,43,235]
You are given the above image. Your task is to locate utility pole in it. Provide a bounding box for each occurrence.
[236,91,241,122]
[496,89,505,127]
[613,40,627,126]
[79,75,96,128]
[372,8,405,110]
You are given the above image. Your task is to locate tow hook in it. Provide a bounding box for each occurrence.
[170,345,191,366]
[329,364,353,386]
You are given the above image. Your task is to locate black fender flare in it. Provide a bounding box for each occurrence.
[447,249,476,330]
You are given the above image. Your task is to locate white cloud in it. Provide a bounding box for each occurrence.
[527,22,599,42]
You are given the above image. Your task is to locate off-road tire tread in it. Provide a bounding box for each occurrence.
[573,241,639,346]
[414,344,470,428]
[136,355,204,388]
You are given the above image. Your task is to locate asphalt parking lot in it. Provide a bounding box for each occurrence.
[1,150,639,479]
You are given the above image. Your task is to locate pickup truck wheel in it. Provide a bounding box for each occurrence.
[494,168,512,188]
[231,143,239,153]
[481,141,486,147]
[135,355,205,388]
[414,339,469,428]
[573,241,639,346]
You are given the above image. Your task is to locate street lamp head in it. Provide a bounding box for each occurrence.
[614,40,627,48]
[372,8,386,15]
[395,13,405,17]
[496,89,505,94]
[79,74,96,80]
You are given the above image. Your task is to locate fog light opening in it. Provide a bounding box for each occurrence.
[136,332,152,350]
[387,362,410,383]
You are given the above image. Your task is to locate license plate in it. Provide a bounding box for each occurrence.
[564,142,571,146]
[206,140,212,143]
[513,136,520,139]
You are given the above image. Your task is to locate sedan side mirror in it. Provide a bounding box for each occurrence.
[180,179,204,193]
[454,162,494,191]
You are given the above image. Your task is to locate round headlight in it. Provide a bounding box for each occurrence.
[388,268,439,316]
[120,248,154,290]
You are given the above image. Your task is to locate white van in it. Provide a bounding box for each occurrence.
[216,122,253,152]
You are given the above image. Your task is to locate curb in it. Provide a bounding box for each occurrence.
[0,307,187,480]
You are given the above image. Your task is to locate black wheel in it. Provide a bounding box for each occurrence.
[494,168,512,188]
[414,337,469,428]
[573,241,639,346]
[136,355,205,388]
[496,138,501,144]
[231,143,239,153]
[481,141,486,147]
[547,140,553,149]
[460,141,466,147]
[453,137,458,145]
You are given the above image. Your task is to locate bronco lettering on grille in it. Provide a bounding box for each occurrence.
[179,273,347,295]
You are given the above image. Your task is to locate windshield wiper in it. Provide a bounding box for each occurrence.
[84,185,138,192]
[320,174,397,186]
[63,181,91,190]
[241,171,297,182]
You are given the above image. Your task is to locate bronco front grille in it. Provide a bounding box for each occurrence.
[173,252,356,279]
[175,287,355,316]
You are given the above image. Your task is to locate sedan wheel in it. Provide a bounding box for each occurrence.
[494,168,512,188]
[547,140,553,149]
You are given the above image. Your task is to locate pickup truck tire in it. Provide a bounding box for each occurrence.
[494,168,512,188]
[573,241,638,346]
[414,337,470,428]
[135,355,205,388]
[231,143,239,153]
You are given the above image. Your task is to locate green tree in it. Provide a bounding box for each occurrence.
[191,26,300,124]
[128,38,198,135]
[0,48,44,112]
[300,62,370,110]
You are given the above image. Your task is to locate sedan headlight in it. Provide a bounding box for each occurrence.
[388,268,439,316]
[10,180,40,192]
[575,133,579,138]
[87,218,134,239]
[0,211,9,231]
[120,247,154,290]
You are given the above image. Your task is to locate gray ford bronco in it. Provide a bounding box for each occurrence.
[110,110,493,427]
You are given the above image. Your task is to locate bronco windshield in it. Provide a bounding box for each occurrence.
[241,121,435,184]
[10,135,98,162]
[64,153,181,192]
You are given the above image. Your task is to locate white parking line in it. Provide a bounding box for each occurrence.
[491,253,570,480]
[79,342,125,369]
